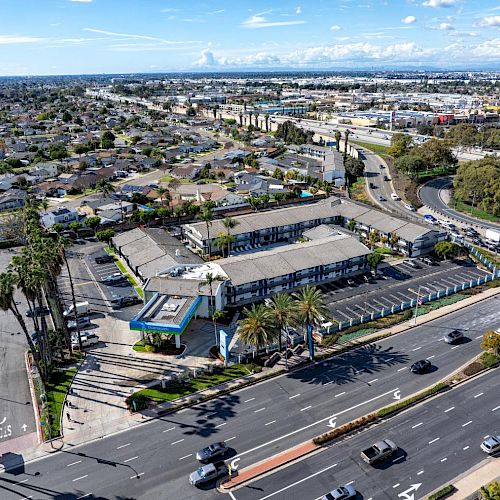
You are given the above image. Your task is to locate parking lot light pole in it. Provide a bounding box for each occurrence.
[409,285,431,326]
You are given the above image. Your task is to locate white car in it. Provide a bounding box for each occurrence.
[480,436,500,454]
[403,203,416,211]
[391,193,401,201]
[71,333,99,349]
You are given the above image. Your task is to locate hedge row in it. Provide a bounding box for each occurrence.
[377,383,449,418]
[428,485,456,500]
[313,414,377,446]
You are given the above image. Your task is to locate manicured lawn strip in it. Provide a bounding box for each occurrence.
[135,364,259,403]
[351,140,390,157]
[452,199,499,223]
[45,367,78,438]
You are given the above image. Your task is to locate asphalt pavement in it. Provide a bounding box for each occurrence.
[1,296,499,499]
[231,368,500,500]
[419,177,500,231]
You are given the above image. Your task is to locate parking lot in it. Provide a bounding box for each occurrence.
[321,258,491,324]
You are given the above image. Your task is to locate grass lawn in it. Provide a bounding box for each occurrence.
[45,366,78,438]
[374,247,394,255]
[452,199,499,223]
[349,177,372,204]
[159,175,192,184]
[351,140,390,157]
[135,363,259,403]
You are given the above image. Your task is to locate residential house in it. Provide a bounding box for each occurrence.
[0,189,28,212]
[41,207,81,228]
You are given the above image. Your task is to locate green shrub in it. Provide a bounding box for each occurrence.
[313,414,377,446]
[126,393,148,412]
[144,344,156,353]
[480,352,500,368]
[377,383,449,418]
[428,485,455,500]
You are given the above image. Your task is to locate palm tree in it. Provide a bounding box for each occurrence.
[237,304,275,355]
[347,219,357,232]
[269,293,296,365]
[292,286,329,361]
[334,130,342,152]
[199,272,224,346]
[214,232,234,258]
[198,207,214,260]
[344,129,351,157]
[156,186,170,208]
[389,233,400,251]
[368,230,379,249]
[222,217,239,256]
[96,179,115,198]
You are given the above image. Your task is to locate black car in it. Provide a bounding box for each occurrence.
[471,237,483,246]
[111,295,142,309]
[25,306,50,318]
[195,442,228,463]
[410,359,432,374]
[95,254,114,264]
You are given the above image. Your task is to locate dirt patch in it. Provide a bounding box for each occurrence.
[386,157,422,208]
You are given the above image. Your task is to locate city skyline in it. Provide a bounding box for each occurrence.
[0,0,500,76]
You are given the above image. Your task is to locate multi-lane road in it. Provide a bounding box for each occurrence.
[232,368,500,500]
[1,295,499,499]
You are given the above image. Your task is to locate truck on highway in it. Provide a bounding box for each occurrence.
[485,229,500,243]
[63,301,90,318]
[361,439,397,464]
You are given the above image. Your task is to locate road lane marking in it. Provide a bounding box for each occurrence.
[429,438,440,444]
[14,479,29,485]
[393,484,400,488]
[163,427,176,433]
[463,446,470,450]
[345,481,354,486]
[254,407,266,413]
[20,497,32,500]
[265,420,276,426]
[67,460,82,467]
[474,393,484,398]
[171,439,185,445]
[440,457,447,462]
[444,407,455,413]
[392,456,404,463]
[225,436,237,442]
[462,420,473,427]
[492,406,500,412]
[228,492,237,500]
[427,355,435,359]
[76,495,92,499]
[300,406,312,411]
[397,367,407,372]
[412,347,422,351]
[179,454,193,460]
[451,346,459,350]
[257,463,338,500]
[244,398,255,403]
[289,394,301,399]
[124,456,138,463]
[417,470,424,476]
[368,379,378,384]
[215,422,227,428]
[324,381,334,385]
[334,392,346,398]
[484,435,490,439]
[117,443,131,449]
[233,388,399,460]
[72,475,88,482]
[130,473,144,479]
[411,422,423,429]
[476,335,483,339]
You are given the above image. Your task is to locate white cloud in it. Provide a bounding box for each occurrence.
[402,16,417,24]
[69,0,93,3]
[439,22,454,30]
[0,35,45,44]
[83,27,198,44]
[193,49,218,66]
[422,0,458,7]
[296,6,302,14]
[471,38,500,58]
[330,25,341,31]
[241,15,306,28]
[477,15,500,27]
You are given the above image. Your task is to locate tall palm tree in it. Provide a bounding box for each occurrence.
[198,207,214,260]
[344,130,351,157]
[334,130,342,152]
[269,293,296,364]
[96,179,115,198]
[237,303,275,355]
[199,272,224,346]
[292,286,329,361]
[156,186,170,208]
[222,217,239,256]
[347,219,357,232]
[214,232,234,258]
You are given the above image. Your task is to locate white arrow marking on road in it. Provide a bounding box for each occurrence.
[398,483,422,500]
[0,417,6,425]
[393,390,401,400]
[230,458,240,470]
[21,424,27,432]
[328,417,337,429]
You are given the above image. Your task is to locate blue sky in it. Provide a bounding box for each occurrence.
[0,0,499,75]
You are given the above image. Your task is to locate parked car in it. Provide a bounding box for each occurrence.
[67,316,91,331]
[25,306,50,318]
[63,301,89,318]
[196,442,228,463]
[450,231,463,240]
[71,333,99,349]
[322,484,357,500]
[410,359,432,374]
[403,203,416,211]
[404,259,421,269]
[95,254,114,264]
[443,329,464,344]
[189,463,228,486]
[101,272,126,284]
[480,436,500,454]
[471,237,483,246]
[423,214,438,225]
[111,295,142,309]
[421,256,438,266]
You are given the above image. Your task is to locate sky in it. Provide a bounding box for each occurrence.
[0,0,499,76]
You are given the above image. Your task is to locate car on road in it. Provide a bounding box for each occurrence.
[95,254,115,264]
[391,193,401,201]
[189,463,229,486]
[443,329,464,344]
[410,359,432,374]
[465,228,479,237]
[480,436,500,454]
[423,214,438,225]
[383,175,390,181]
[450,231,463,240]
[403,203,416,211]
[471,237,483,246]
[379,164,385,169]
[71,333,99,349]
[67,316,91,331]
[361,439,397,464]
[196,442,228,463]
[322,484,357,500]
[378,195,386,202]
[25,306,50,318]
[111,295,143,309]
[369,182,376,189]
[101,272,126,284]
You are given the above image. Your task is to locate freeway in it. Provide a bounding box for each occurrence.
[1,296,499,499]
[419,176,500,231]
[231,368,500,500]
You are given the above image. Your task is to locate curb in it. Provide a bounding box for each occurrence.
[24,351,42,444]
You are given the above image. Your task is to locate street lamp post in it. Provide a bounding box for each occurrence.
[409,285,431,326]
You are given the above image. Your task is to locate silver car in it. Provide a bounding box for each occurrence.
[195,442,228,463]
[443,329,464,344]
[322,484,356,500]
[480,436,500,454]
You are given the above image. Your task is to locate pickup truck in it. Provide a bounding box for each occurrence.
[189,463,229,486]
[361,439,397,464]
